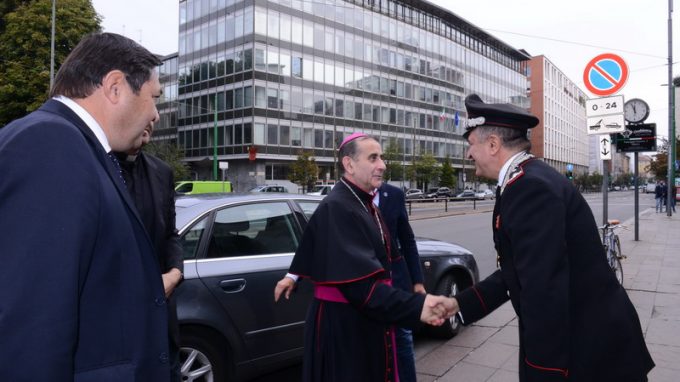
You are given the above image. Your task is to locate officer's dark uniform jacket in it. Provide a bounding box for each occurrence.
[455,156,654,381]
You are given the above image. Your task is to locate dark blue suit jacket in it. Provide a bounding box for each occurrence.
[0,100,170,381]
[377,183,424,292]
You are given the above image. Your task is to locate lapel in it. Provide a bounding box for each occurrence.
[40,100,146,229]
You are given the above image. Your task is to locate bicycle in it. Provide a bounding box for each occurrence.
[599,219,626,285]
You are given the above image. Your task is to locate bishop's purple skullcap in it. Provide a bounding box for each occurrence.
[338,132,368,150]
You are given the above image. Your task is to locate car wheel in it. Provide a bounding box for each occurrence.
[180,330,230,382]
[427,274,461,339]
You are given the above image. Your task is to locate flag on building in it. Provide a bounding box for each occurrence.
[454,111,459,128]
[439,108,446,122]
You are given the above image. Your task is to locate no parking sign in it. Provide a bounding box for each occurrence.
[583,53,629,96]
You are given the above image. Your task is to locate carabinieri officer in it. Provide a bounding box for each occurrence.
[452,94,654,381]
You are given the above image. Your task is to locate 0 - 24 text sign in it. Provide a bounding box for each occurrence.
[586,95,624,117]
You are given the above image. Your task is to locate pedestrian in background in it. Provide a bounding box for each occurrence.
[655,181,664,212]
[115,121,184,381]
[374,181,425,382]
[0,33,170,381]
[451,94,654,381]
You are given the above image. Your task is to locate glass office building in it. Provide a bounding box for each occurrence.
[157,53,179,144]
[170,0,530,190]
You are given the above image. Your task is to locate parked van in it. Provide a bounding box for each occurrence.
[175,181,232,195]
[644,183,656,194]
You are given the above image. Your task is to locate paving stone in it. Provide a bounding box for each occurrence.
[647,366,679,382]
[414,336,446,360]
[463,341,517,369]
[500,349,520,372]
[487,369,519,382]
[645,319,680,347]
[475,302,517,328]
[415,344,472,377]
[437,361,496,382]
[415,373,437,382]
[446,325,500,348]
[487,325,519,347]
[645,343,680,371]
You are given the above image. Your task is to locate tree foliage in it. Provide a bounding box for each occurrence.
[0,0,29,33]
[288,150,319,193]
[410,152,439,191]
[647,137,679,180]
[0,0,101,127]
[382,138,403,181]
[144,141,190,182]
[573,171,604,192]
[439,156,456,188]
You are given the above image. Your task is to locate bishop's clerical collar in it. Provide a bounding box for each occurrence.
[341,177,374,203]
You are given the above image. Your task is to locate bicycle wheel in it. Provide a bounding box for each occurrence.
[610,236,623,285]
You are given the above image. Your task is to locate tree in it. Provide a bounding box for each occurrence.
[647,137,679,180]
[382,138,403,181]
[574,171,589,192]
[588,172,604,191]
[144,141,190,181]
[411,152,439,191]
[439,156,456,189]
[0,0,101,127]
[0,0,29,33]
[288,150,319,193]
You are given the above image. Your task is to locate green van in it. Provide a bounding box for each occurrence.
[175,181,232,195]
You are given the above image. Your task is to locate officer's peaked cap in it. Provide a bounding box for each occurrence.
[463,94,539,139]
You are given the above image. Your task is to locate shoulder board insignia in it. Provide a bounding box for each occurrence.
[506,158,536,188]
[506,166,525,187]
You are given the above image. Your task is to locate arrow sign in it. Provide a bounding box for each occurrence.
[600,135,612,160]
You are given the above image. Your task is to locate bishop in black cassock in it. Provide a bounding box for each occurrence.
[289,133,452,381]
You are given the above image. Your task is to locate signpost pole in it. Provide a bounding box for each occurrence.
[634,152,639,241]
[668,0,674,217]
[602,160,608,225]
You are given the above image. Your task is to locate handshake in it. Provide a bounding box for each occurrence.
[421,294,459,326]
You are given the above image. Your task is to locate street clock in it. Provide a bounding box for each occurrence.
[623,98,650,124]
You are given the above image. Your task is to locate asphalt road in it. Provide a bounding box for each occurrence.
[410,189,655,279]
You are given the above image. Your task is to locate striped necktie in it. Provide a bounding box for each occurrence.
[107,152,127,186]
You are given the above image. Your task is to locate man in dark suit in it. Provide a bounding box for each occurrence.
[451,94,654,381]
[116,121,184,381]
[374,182,425,382]
[0,33,170,381]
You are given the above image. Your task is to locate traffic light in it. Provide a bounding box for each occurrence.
[566,171,573,180]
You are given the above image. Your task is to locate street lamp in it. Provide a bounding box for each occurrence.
[49,0,56,89]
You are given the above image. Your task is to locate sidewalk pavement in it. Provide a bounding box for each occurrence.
[414,208,680,382]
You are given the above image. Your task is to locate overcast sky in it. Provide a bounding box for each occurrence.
[92,0,678,141]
